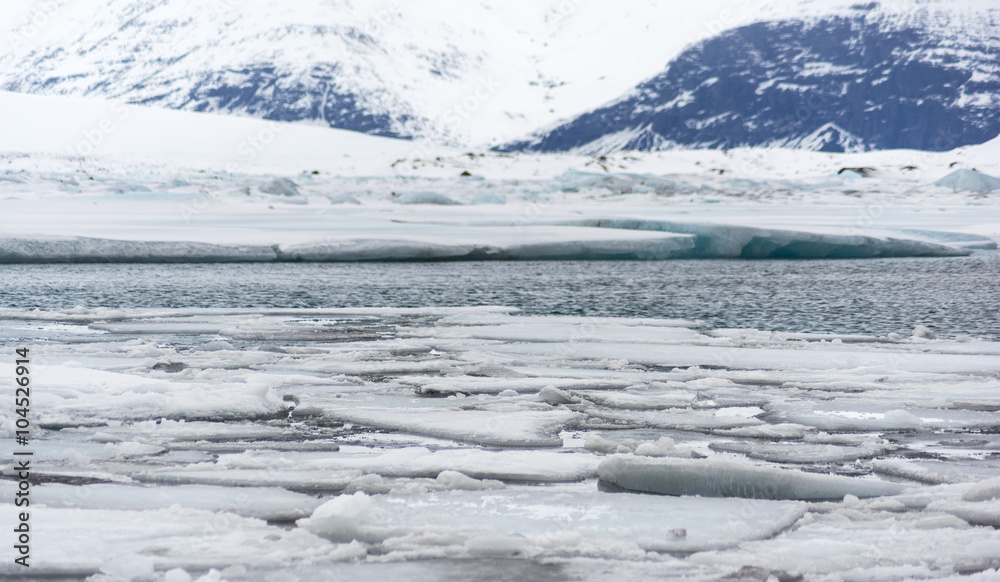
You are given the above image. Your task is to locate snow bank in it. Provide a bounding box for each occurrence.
[597,456,907,500]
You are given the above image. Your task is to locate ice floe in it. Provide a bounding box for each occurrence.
[598,457,908,500]
[1,307,998,579]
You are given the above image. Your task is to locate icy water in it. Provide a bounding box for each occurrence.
[2,251,998,339]
[2,255,1000,579]
[3,305,1000,579]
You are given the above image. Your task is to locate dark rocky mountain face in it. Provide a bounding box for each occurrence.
[504,10,1000,154]
[168,64,405,137]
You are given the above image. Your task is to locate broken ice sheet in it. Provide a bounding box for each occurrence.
[0,482,320,521]
[32,364,288,426]
[0,505,343,577]
[319,405,577,447]
[1,307,998,579]
[298,483,808,556]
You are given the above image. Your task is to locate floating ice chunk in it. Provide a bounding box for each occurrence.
[872,460,960,485]
[0,482,321,521]
[928,500,1000,527]
[298,492,375,543]
[300,484,807,556]
[713,423,815,440]
[100,553,155,580]
[709,442,886,463]
[598,456,907,500]
[211,446,600,483]
[634,438,676,458]
[134,470,358,493]
[77,420,301,443]
[964,477,1000,502]
[912,325,936,339]
[495,340,1000,374]
[584,434,618,454]
[0,505,336,576]
[345,473,391,495]
[405,377,630,396]
[322,406,577,447]
[688,508,1000,577]
[538,385,575,405]
[593,408,764,431]
[10,439,165,463]
[770,408,932,432]
[464,364,525,378]
[34,365,289,425]
[633,443,666,457]
[430,321,703,343]
[708,441,886,464]
[575,390,696,410]
[435,313,700,328]
[435,470,505,491]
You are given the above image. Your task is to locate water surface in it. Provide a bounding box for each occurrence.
[2,252,998,339]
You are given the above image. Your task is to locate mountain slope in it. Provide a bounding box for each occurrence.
[504,2,1000,153]
[0,0,732,148]
[2,1,998,152]
[0,91,418,175]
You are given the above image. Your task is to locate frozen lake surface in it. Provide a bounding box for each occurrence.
[2,251,998,340]
[1,305,999,580]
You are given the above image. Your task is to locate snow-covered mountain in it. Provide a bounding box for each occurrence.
[1,1,998,152]
[0,0,719,148]
[506,1,1000,154]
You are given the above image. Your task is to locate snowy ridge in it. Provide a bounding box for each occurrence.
[0,90,421,175]
[0,0,784,147]
[508,1,1000,153]
[3,0,998,151]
